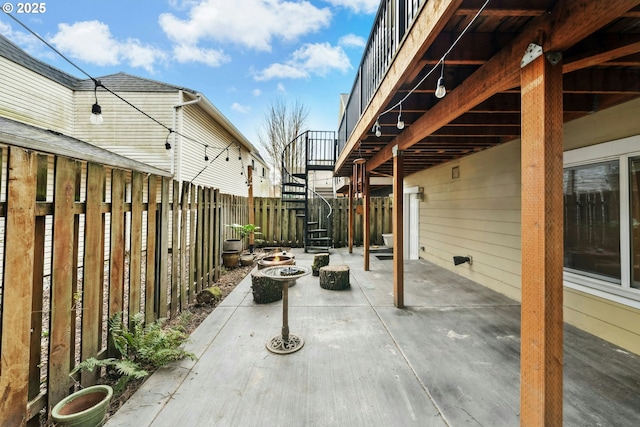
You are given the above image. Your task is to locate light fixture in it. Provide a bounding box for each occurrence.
[453,255,472,266]
[435,61,446,99]
[372,119,382,137]
[165,130,172,150]
[396,103,405,130]
[204,145,209,161]
[90,79,103,125]
[225,148,229,161]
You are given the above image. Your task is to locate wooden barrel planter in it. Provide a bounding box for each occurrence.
[251,271,283,304]
[222,251,240,268]
[319,265,350,290]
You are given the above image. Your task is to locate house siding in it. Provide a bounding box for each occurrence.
[0,56,75,133]
[179,104,248,195]
[406,98,640,354]
[73,90,177,173]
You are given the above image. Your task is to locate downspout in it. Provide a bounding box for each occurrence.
[172,92,202,180]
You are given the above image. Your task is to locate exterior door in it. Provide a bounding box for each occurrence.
[404,190,420,260]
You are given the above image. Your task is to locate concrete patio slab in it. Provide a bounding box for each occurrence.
[106,248,640,426]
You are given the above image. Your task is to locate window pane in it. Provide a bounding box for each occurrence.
[631,157,640,288]
[564,161,620,283]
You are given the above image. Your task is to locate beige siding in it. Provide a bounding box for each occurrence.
[407,98,640,354]
[407,141,523,300]
[0,57,75,133]
[73,91,177,173]
[178,104,248,196]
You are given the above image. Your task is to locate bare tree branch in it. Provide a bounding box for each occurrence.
[258,98,309,190]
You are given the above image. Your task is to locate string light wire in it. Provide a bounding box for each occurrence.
[4,11,233,155]
[373,0,491,132]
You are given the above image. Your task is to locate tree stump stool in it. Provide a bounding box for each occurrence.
[319,265,350,290]
[312,253,330,276]
[251,271,282,304]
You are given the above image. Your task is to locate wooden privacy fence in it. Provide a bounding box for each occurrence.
[0,140,392,425]
[0,146,225,426]
[251,196,393,248]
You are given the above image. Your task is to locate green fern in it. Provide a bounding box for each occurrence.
[73,312,196,391]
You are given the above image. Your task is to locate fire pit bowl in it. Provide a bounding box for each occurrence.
[258,255,295,270]
[261,265,310,354]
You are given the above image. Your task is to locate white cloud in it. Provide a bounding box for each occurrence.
[231,102,251,113]
[159,0,331,52]
[339,33,366,48]
[277,83,286,92]
[253,42,351,81]
[254,63,309,81]
[252,89,262,96]
[49,21,166,73]
[172,43,229,67]
[323,0,379,14]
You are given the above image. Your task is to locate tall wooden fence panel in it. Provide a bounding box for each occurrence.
[252,196,393,248]
[0,145,223,426]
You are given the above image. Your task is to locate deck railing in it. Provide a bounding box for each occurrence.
[337,0,427,153]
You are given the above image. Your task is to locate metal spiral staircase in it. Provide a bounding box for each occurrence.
[281,130,337,252]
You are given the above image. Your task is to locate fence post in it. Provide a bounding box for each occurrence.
[0,147,37,426]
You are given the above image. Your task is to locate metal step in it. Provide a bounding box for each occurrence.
[307,228,327,234]
[308,237,331,242]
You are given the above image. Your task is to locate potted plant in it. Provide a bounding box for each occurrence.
[226,223,261,253]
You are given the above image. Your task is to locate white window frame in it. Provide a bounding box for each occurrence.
[563,134,640,309]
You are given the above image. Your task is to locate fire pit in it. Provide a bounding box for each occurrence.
[260,265,310,354]
[257,254,294,270]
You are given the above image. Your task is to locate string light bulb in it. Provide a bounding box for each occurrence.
[90,79,103,125]
[435,61,446,99]
[396,103,405,130]
[165,130,172,150]
[204,145,209,161]
[372,119,382,137]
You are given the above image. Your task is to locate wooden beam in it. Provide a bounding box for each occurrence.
[363,171,370,271]
[348,180,353,254]
[564,39,640,73]
[520,52,564,426]
[335,0,463,173]
[392,146,404,308]
[366,0,640,173]
[248,165,254,247]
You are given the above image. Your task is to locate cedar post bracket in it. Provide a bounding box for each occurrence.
[521,43,563,68]
[521,43,543,68]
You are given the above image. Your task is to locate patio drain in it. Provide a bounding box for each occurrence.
[261,265,310,355]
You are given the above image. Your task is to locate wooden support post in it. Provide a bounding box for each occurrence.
[520,51,564,426]
[0,148,37,426]
[49,157,80,405]
[145,175,158,325]
[80,163,106,387]
[363,169,370,271]
[348,180,354,253]
[109,169,126,355]
[392,145,404,308]
[158,177,170,318]
[248,165,255,248]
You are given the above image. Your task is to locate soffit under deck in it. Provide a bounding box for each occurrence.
[336,0,640,178]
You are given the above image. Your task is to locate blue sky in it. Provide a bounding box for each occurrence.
[0,0,377,150]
